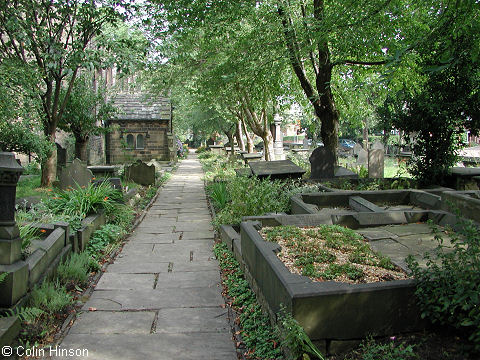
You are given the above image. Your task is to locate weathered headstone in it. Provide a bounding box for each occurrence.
[368,147,385,178]
[353,143,363,156]
[58,158,93,190]
[125,160,155,186]
[303,137,309,149]
[371,140,385,151]
[310,147,335,179]
[356,148,368,166]
[56,143,67,171]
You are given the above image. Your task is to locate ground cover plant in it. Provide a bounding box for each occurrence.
[16,175,51,200]
[261,225,407,283]
[407,218,480,355]
[321,177,414,191]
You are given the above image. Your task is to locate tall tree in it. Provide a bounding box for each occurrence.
[58,74,117,161]
[0,0,126,185]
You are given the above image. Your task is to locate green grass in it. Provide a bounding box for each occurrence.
[338,156,412,178]
[16,176,51,199]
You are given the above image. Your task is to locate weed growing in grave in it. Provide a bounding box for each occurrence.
[46,180,122,218]
[407,217,480,353]
[57,252,98,288]
[345,337,418,360]
[86,223,126,260]
[277,305,325,360]
[213,242,283,359]
[262,225,403,283]
[207,181,230,210]
[18,223,41,257]
[29,280,72,314]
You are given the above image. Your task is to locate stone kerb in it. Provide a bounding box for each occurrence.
[239,220,424,350]
[441,191,480,224]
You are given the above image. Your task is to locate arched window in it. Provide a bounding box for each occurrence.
[136,134,144,149]
[126,134,134,149]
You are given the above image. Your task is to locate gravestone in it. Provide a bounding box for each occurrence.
[310,147,335,179]
[125,160,155,186]
[56,143,67,172]
[58,158,93,190]
[368,142,385,178]
[303,137,309,149]
[371,140,385,151]
[356,148,368,166]
[353,143,363,156]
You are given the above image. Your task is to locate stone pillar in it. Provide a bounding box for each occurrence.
[0,152,28,307]
[166,133,177,162]
[273,117,285,160]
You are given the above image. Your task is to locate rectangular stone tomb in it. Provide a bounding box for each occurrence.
[241,153,263,164]
[249,160,306,180]
[208,145,225,155]
[237,210,460,350]
[290,190,441,216]
[440,190,480,224]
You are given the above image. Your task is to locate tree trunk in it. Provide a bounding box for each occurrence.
[242,120,254,153]
[235,120,245,152]
[225,132,236,160]
[262,131,274,161]
[75,137,89,162]
[362,126,369,150]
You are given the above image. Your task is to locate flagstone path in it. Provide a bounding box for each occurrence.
[53,155,237,359]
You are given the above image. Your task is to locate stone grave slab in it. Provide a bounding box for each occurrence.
[58,158,93,190]
[125,160,155,186]
[309,147,335,179]
[249,159,306,180]
[241,152,263,164]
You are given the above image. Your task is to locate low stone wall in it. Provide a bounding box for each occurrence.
[441,191,480,224]
[291,190,441,215]
[219,209,464,355]
[75,210,106,252]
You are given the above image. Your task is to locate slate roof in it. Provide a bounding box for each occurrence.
[111,92,171,121]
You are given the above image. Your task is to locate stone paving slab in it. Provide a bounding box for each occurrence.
[69,311,156,334]
[155,307,230,333]
[154,270,220,289]
[95,273,155,290]
[57,155,236,359]
[127,233,180,243]
[82,287,224,311]
[56,332,236,360]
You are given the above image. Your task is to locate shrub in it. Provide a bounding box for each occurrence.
[57,252,96,287]
[86,224,126,259]
[213,242,283,359]
[407,218,480,352]
[47,180,122,218]
[214,176,291,227]
[206,181,230,210]
[29,281,72,314]
[349,338,417,360]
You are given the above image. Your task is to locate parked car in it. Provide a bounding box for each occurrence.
[307,139,324,147]
[339,138,356,151]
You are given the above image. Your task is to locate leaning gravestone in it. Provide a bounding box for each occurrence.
[310,147,335,179]
[303,137,309,150]
[125,160,155,186]
[368,142,385,178]
[356,148,368,166]
[56,143,67,171]
[353,143,363,156]
[58,158,93,190]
